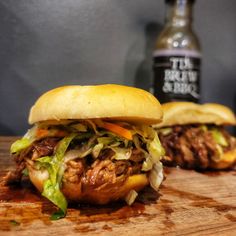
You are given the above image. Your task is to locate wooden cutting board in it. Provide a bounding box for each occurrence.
[0,136,236,236]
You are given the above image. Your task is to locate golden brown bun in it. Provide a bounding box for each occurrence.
[154,102,236,128]
[209,148,236,170]
[27,165,148,204]
[29,84,163,125]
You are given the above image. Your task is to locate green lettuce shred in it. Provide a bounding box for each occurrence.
[22,168,29,177]
[50,209,65,220]
[10,125,39,154]
[10,138,31,154]
[200,125,208,132]
[210,128,228,147]
[37,133,77,214]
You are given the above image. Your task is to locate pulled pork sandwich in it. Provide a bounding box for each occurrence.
[154,102,236,170]
[8,84,165,216]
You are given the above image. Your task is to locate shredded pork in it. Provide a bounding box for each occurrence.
[159,125,236,169]
[7,137,145,189]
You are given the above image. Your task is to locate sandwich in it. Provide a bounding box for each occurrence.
[8,84,165,217]
[154,102,236,170]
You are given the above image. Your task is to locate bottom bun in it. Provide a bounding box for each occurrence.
[27,165,148,204]
[63,174,148,204]
[210,148,236,170]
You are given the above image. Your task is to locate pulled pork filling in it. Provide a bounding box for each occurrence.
[8,119,164,214]
[158,125,236,169]
[8,138,144,186]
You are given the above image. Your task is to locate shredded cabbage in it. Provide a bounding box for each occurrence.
[86,120,98,133]
[133,125,155,140]
[111,147,132,160]
[64,148,92,162]
[71,123,87,132]
[147,132,165,163]
[142,154,153,171]
[97,137,114,145]
[92,143,104,158]
[141,132,165,171]
[133,135,141,149]
[158,127,172,136]
[149,162,164,191]
[125,189,138,205]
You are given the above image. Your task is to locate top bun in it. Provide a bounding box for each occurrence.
[29,84,163,125]
[154,102,236,128]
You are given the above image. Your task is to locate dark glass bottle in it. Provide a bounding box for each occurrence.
[152,0,201,103]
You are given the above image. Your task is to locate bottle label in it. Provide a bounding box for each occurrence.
[153,49,201,103]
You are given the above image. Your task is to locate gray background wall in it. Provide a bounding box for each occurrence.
[0,0,235,135]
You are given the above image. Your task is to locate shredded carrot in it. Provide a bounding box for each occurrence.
[101,121,133,140]
[36,128,67,138]
[36,128,49,138]
[54,130,68,137]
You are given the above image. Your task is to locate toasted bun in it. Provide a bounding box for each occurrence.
[154,102,236,128]
[209,148,236,170]
[29,84,162,125]
[27,165,149,204]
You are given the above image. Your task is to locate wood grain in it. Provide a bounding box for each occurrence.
[0,136,236,236]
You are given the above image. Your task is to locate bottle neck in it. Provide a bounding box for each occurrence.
[165,0,193,27]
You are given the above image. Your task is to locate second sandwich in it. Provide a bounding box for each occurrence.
[155,102,236,170]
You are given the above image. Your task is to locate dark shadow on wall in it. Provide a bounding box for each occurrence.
[0,72,37,135]
[0,2,39,135]
[0,123,14,135]
[215,73,236,136]
[134,22,162,92]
